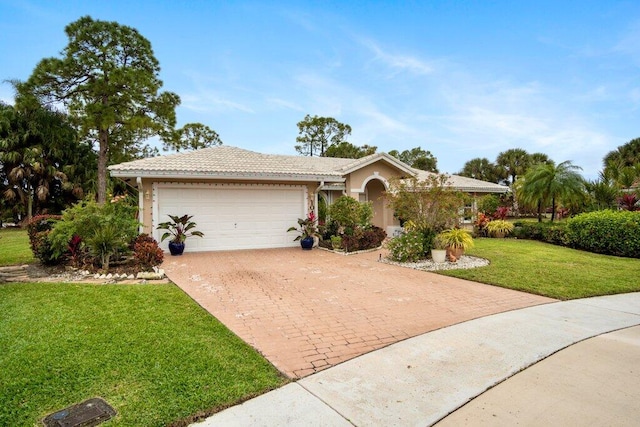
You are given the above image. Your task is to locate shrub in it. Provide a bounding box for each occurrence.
[420,228,437,255]
[492,206,509,220]
[49,196,140,269]
[321,219,340,240]
[340,226,386,252]
[478,194,500,215]
[618,193,639,211]
[133,234,164,270]
[386,231,426,262]
[486,220,515,237]
[512,222,547,241]
[386,174,466,232]
[361,226,387,249]
[566,210,640,258]
[330,235,342,250]
[473,213,490,237]
[86,224,121,271]
[512,221,568,246]
[26,215,62,264]
[543,224,568,246]
[329,196,373,228]
[67,235,83,267]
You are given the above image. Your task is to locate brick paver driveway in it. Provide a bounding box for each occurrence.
[163,248,554,378]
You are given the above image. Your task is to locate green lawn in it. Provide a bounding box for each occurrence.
[440,238,640,299]
[0,282,287,426]
[0,228,34,266]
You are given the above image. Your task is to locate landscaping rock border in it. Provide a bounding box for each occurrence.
[0,264,169,284]
[381,255,490,272]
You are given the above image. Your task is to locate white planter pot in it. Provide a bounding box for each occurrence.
[431,249,446,263]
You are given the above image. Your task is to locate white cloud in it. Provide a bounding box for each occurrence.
[180,92,254,114]
[265,97,305,112]
[360,38,434,76]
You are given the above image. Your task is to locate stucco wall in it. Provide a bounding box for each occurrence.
[344,160,405,229]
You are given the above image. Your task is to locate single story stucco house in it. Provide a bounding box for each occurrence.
[108,145,508,252]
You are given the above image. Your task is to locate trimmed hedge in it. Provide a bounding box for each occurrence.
[512,221,567,245]
[565,210,640,258]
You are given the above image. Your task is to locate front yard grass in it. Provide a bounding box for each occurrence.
[0,228,34,266]
[0,282,286,426]
[439,238,640,300]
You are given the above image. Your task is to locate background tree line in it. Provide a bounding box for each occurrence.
[458,140,640,220]
[295,114,438,171]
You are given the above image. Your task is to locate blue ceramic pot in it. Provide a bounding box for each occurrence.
[168,241,185,256]
[300,236,314,250]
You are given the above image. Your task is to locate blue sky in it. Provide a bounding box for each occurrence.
[1,1,639,179]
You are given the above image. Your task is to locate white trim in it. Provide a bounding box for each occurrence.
[339,152,417,176]
[110,169,345,183]
[351,172,390,193]
[136,177,144,234]
[152,182,159,241]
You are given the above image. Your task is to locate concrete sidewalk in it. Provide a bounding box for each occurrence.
[192,292,640,426]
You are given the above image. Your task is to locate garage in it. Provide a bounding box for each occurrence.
[153,183,307,252]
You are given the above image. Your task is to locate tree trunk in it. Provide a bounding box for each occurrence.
[551,197,556,222]
[27,190,33,222]
[537,200,542,222]
[97,128,109,205]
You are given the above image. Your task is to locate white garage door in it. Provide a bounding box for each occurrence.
[154,183,307,252]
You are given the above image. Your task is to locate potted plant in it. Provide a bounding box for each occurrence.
[431,235,447,263]
[287,212,319,250]
[157,214,204,255]
[437,228,474,261]
[486,220,514,238]
[330,235,343,251]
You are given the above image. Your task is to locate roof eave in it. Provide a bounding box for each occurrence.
[457,187,510,193]
[339,153,417,176]
[108,169,346,183]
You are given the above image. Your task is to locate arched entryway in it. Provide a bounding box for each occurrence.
[365,178,387,229]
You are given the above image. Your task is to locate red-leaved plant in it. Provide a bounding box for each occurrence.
[493,206,510,220]
[287,212,319,241]
[618,194,639,211]
[67,235,83,267]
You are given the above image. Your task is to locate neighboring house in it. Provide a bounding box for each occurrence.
[109,146,508,252]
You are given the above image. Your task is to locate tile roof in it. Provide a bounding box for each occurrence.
[109,145,508,192]
[413,169,509,193]
[109,145,356,180]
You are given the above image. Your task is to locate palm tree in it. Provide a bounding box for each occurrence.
[604,137,640,171]
[584,176,620,211]
[496,148,530,185]
[496,148,531,217]
[530,152,552,166]
[521,160,585,222]
[459,157,498,182]
[0,103,88,219]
